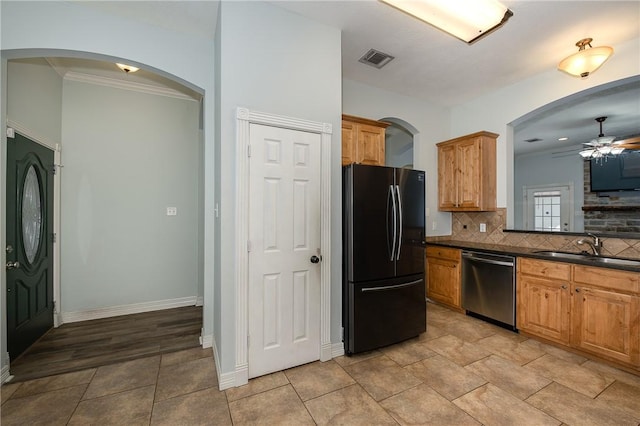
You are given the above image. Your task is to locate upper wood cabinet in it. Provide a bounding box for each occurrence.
[342,114,389,166]
[437,131,497,211]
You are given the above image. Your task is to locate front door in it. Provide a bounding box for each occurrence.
[6,132,55,360]
[248,123,321,378]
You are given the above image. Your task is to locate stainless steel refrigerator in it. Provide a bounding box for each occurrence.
[343,163,426,354]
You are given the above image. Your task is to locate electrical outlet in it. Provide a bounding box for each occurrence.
[432,221,437,231]
[166,207,178,216]
[480,223,487,233]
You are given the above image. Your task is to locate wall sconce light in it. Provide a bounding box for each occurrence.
[116,63,140,74]
[558,38,613,78]
[380,0,513,44]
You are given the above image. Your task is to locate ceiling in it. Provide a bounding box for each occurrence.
[46,1,640,154]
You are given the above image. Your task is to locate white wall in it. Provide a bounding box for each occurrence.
[514,147,585,231]
[7,58,63,144]
[343,79,450,236]
[216,1,342,374]
[385,125,413,168]
[60,79,200,313]
[451,36,640,229]
[1,0,215,379]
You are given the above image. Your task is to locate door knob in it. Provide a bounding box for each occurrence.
[310,256,320,264]
[6,261,20,270]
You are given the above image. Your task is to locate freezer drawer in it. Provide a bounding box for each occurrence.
[345,274,426,354]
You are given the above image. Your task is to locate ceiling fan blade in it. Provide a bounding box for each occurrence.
[613,135,640,149]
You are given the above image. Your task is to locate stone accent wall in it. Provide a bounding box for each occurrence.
[427,208,640,260]
[583,160,640,233]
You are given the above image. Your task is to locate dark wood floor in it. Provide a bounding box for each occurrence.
[9,306,202,382]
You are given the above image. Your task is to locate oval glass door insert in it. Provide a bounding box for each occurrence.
[22,165,42,264]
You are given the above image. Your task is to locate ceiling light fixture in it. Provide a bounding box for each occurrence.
[116,63,140,74]
[558,137,569,141]
[558,38,613,78]
[379,0,513,44]
[579,116,624,162]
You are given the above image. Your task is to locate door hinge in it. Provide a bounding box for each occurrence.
[247,240,252,252]
[52,233,57,243]
[247,144,251,157]
[247,335,250,348]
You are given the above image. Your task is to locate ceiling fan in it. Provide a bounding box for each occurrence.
[580,117,640,160]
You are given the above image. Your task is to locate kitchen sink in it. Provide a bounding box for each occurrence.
[533,250,640,268]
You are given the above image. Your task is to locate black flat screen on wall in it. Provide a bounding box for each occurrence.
[590,150,640,192]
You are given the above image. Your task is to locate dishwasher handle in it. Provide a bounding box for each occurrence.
[462,251,514,267]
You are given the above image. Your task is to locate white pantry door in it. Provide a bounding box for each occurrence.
[248,123,322,378]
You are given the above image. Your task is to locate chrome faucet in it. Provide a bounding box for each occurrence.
[577,233,603,256]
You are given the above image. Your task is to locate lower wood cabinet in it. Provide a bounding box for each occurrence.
[426,246,461,309]
[517,257,640,370]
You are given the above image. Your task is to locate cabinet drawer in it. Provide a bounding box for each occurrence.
[426,246,461,261]
[573,265,640,294]
[518,258,571,280]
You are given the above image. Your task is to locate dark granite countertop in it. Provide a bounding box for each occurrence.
[426,240,640,273]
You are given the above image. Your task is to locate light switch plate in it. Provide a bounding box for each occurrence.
[166,207,177,216]
[480,223,487,232]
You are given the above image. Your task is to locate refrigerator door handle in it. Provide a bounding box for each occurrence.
[395,184,402,260]
[360,279,423,292]
[389,185,397,261]
[386,186,394,260]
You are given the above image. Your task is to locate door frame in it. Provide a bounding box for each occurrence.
[522,182,574,232]
[234,107,332,387]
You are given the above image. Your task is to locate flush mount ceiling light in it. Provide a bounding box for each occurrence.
[116,63,140,74]
[579,116,624,162]
[379,0,513,44]
[558,38,613,78]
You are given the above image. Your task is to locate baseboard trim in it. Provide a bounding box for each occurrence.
[196,296,204,307]
[212,337,237,390]
[201,334,213,349]
[61,296,199,323]
[1,365,11,384]
[331,342,345,358]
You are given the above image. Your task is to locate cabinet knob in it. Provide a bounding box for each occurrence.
[575,288,581,293]
[561,284,567,289]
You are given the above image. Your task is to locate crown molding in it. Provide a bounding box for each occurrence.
[64,71,199,102]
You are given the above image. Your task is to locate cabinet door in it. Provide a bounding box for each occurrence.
[437,144,458,210]
[426,257,460,308]
[571,285,640,365]
[356,123,385,166]
[456,138,481,209]
[517,275,571,344]
[342,122,357,166]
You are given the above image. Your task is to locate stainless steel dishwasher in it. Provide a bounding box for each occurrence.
[461,251,516,330]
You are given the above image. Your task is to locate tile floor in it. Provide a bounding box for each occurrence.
[2,302,640,425]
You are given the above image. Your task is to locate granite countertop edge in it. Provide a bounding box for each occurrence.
[426,240,640,273]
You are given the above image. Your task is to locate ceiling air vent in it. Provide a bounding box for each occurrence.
[358,49,395,69]
[524,138,543,143]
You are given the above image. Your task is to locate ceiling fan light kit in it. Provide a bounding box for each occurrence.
[558,38,613,78]
[380,0,513,44]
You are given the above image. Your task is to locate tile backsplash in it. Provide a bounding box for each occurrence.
[427,208,640,260]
